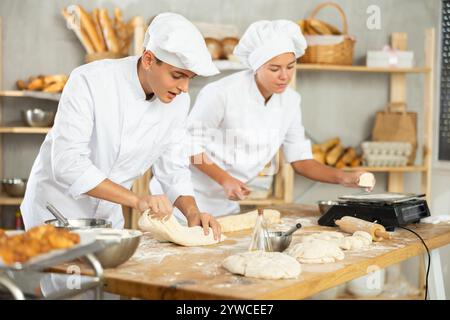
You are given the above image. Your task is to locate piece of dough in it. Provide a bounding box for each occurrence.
[217,209,281,233]
[358,172,375,188]
[287,239,345,264]
[339,231,372,250]
[299,231,344,244]
[222,251,301,280]
[138,210,226,246]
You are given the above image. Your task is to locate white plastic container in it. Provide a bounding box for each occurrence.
[367,50,414,68]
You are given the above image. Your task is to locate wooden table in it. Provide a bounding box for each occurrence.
[56,204,450,300]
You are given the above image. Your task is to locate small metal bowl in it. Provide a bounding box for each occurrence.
[317,200,339,215]
[93,229,142,268]
[22,108,56,127]
[268,231,293,252]
[44,218,112,231]
[1,178,27,197]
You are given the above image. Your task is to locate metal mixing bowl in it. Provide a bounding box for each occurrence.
[268,231,292,252]
[44,218,112,231]
[1,178,27,197]
[317,200,339,215]
[22,108,56,127]
[91,229,142,268]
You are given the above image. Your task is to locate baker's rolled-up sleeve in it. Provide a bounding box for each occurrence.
[50,70,107,199]
[282,97,313,163]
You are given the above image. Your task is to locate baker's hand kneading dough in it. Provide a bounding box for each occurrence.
[136,194,173,220]
[185,211,222,241]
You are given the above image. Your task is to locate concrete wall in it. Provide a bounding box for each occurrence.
[0,0,448,297]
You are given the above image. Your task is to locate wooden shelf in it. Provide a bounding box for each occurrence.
[0,90,61,101]
[343,165,428,173]
[296,64,430,74]
[0,194,23,206]
[0,126,50,134]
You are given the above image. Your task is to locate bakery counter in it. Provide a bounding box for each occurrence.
[52,204,450,299]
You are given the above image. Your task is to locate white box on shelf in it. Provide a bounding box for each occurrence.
[366,49,414,68]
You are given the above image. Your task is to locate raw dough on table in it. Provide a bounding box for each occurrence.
[138,210,226,246]
[217,209,281,233]
[222,251,301,279]
[339,231,372,250]
[298,231,372,251]
[287,239,345,264]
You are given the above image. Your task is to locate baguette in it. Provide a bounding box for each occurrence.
[76,5,106,53]
[92,8,108,52]
[114,8,133,54]
[99,9,120,53]
[61,8,95,54]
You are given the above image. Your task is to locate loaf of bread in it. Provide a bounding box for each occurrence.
[27,77,45,91]
[326,143,344,166]
[75,5,106,53]
[340,147,357,165]
[350,156,362,167]
[313,149,326,164]
[16,80,27,90]
[221,37,239,59]
[61,8,95,54]
[205,37,223,60]
[317,137,340,153]
[99,9,120,53]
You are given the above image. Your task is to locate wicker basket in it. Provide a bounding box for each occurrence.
[299,2,355,65]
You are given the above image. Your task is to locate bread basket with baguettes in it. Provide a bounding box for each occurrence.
[299,2,355,65]
[61,5,139,63]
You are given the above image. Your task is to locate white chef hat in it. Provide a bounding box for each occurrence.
[234,20,307,71]
[143,13,219,77]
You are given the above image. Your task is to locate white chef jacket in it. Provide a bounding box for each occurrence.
[151,70,313,217]
[189,70,312,216]
[21,56,194,230]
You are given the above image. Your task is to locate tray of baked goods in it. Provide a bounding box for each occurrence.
[0,225,112,271]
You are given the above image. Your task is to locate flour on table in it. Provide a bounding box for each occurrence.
[138,210,226,246]
[222,251,301,280]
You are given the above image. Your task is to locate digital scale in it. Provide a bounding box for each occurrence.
[318,193,431,231]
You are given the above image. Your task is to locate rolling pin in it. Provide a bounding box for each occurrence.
[335,216,391,241]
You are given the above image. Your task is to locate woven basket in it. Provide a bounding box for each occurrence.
[300,2,355,65]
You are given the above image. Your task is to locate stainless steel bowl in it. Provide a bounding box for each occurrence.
[1,178,27,197]
[45,218,112,231]
[92,229,142,268]
[317,200,339,215]
[268,231,292,252]
[22,108,56,127]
